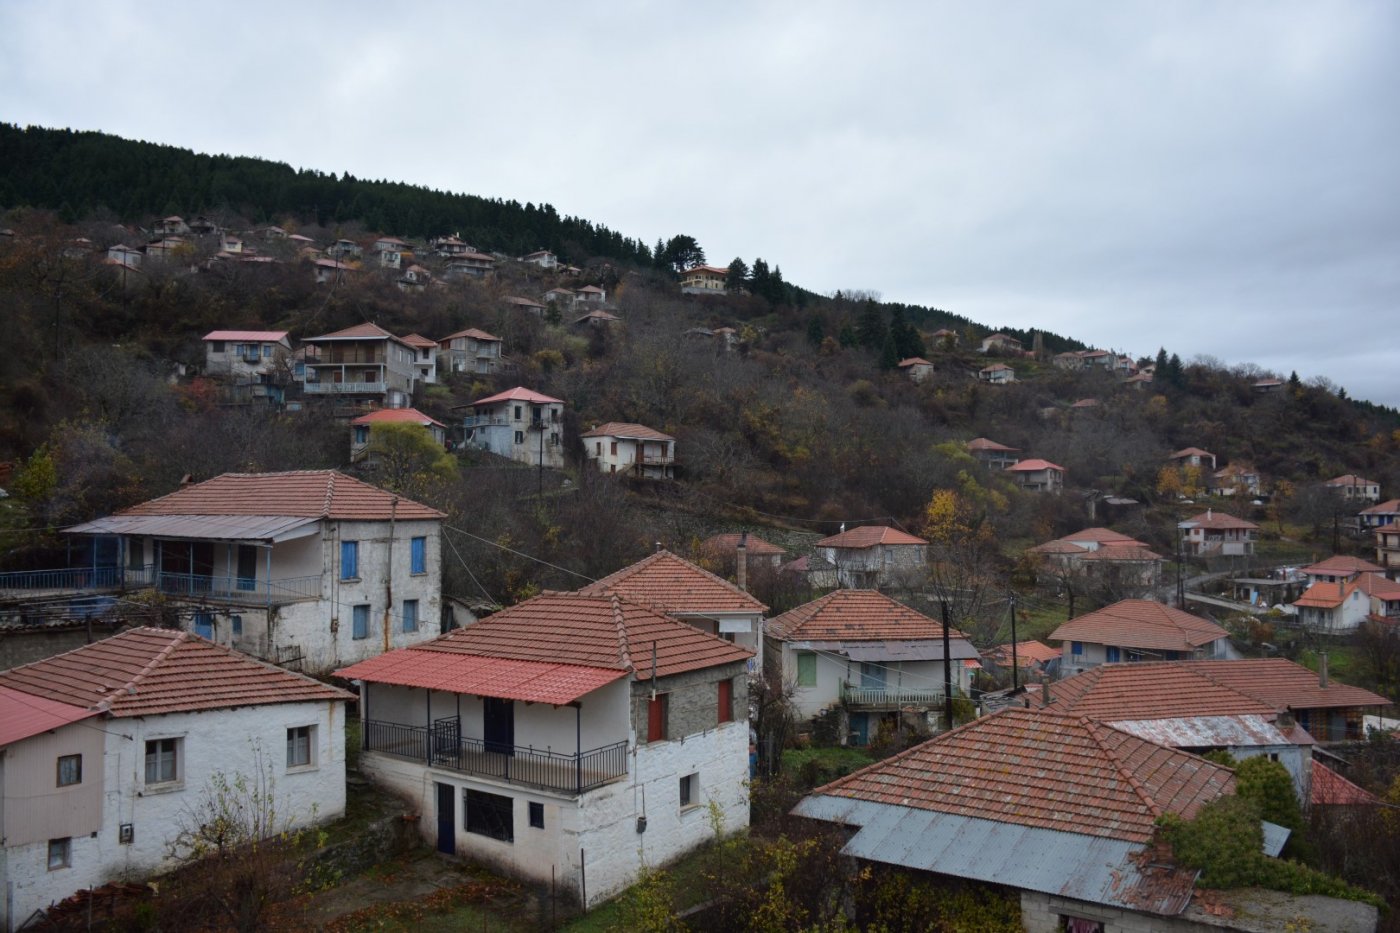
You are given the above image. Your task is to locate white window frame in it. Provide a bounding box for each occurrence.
[286,725,316,770]
[47,837,71,871]
[144,736,183,789]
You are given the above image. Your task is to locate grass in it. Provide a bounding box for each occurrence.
[782,746,876,785]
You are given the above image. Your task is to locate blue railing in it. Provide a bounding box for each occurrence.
[155,572,321,604]
[0,565,153,592]
[363,719,628,795]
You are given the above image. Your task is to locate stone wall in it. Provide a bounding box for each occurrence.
[632,661,748,742]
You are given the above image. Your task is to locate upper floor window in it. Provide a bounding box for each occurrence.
[352,604,370,640]
[57,754,82,787]
[402,599,419,633]
[341,541,359,580]
[410,537,426,574]
[145,737,181,786]
[647,694,668,743]
[210,341,225,354]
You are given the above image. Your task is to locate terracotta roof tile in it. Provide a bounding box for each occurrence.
[1359,499,1400,516]
[1170,447,1215,459]
[1008,459,1066,472]
[0,628,352,717]
[1177,658,1389,710]
[1180,510,1259,530]
[966,437,1019,452]
[580,422,674,441]
[579,550,766,614]
[985,640,1061,666]
[202,330,289,342]
[336,652,625,705]
[0,685,98,746]
[813,708,1233,844]
[1300,555,1385,576]
[1045,664,1276,720]
[440,327,501,342]
[815,526,928,548]
[1293,580,1356,609]
[398,333,438,348]
[1049,600,1228,652]
[307,322,402,341]
[471,386,564,406]
[1311,763,1380,806]
[114,470,443,521]
[350,408,446,429]
[1325,474,1378,487]
[767,590,969,642]
[698,534,786,558]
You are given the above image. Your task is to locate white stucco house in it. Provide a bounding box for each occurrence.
[62,470,445,674]
[814,525,928,589]
[337,590,752,908]
[1178,510,1259,557]
[438,327,504,375]
[579,422,676,479]
[462,387,565,469]
[0,628,351,930]
[765,589,977,742]
[350,408,448,463]
[400,334,439,385]
[1049,599,1235,677]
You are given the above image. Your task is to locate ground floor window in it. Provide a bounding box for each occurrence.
[465,788,514,842]
[679,772,699,810]
[47,837,71,870]
[528,801,545,829]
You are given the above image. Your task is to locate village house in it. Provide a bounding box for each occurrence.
[336,590,751,908]
[144,236,189,265]
[978,333,1022,354]
[1376,522,1400,570]
[1291,574,1385,634]
[153,215,190,236]
[1253,377,1284,393]
[1324,474,1380,503]
[1356,571,1400,622]
[778,554,840,590]
[982,640,1060,678]
[520,249,557,269]
[397,333,438,384]
[1169,447,1217,470]
[313,257,353,285]
[679,265,729,295]
[541,287,574,309]
[432,235,471,257]
[439,327,504,376]
[1006,458,1065,494]
[580,422,676,479]
[578,549,767,668]
[326,238,363,261]
[574,309,621,328]
[201,330,293,404]
[1178,509,1259,557]
[398,264,431,292]
[1300,554,1385,585]
[965,437,1020,470]
[1209,462,1263,497]
[301,322,418,409]
[977,362,1015,384]
[505,296,547,317]
[792,708,1365,933]
[350,408,448,463]
[188,216,220,237]
[765,589,977,743]
[929,328,959,348]
[896,356,933,383]
[1050,599,1234,676]
[105,244,142,269]
[443,251,496,280]
[0,628,351,930]
[1359,498,1400,530]
[61,471,444,673]
[698,533,787,572]
[1026,527,1164,593]
[814,525,929,590]
[462,387,565,468]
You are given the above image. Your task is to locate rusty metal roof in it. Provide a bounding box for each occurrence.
[1107,714,1306,749]
[66,514,319,543]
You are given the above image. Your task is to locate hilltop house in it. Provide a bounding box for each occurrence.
[1026,527,1164,593]
[462,387,565,468]
[580,423,676,479]
[504,296,547,317]
[1178,510,1259,557]
[1292,577,1377,634]
[698,533,787,572]
[350,408,447,463]
[896,357,933,383]
[1006,459,1065,494]
[1324,474,1380,504]
[578,549,767,667]
[791,709,1355,933]
[978,333,1022,354]
[765,590,977,742]
[1358,498,1400,530]
[62,471,443,673]
[966,437,1019,469]
[977,362,1015,384]
[337,591,751,907]
[982,640,1060,677]
[301,323,418,409]
[443,251,496,280]
[201,330,293,406]
[399,334,438,385]
[1050,599,1234,676]
[1300,555,1385,585]
[1376,522,1400,571]
[439,327,504,375]
[1210,462,1262,497]
[1169,447,1217,470]
[520,249,557,269]
[0,629,351,930]
[814,526,928,590]
[679,265,729,295]
[929,328,960,348]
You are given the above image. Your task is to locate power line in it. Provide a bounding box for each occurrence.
[444,524,596,584]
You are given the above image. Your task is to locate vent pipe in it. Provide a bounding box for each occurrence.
[736,532,748,593]
[1319,651,1329,688]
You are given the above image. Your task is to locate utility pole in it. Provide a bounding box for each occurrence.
[941,601,954,730]
[1009,594,1019,690]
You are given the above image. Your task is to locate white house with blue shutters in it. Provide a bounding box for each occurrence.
[55,471,444,674]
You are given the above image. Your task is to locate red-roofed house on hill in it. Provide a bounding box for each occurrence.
[966,437,1020,470]
[580,422,676,479]
[679,264,729,295]
[1292,579,1371,634]
[1006,458,1066,494]
[301,322,419,408]
[1178,509,1259,557]
[350,408,448,463]
[1049,599,1234,675]
[790,709,1350,932]
[0,628,351,929]
[463,386,565,468]
[201,330,294,408]
[399,332,438,384]
[897,356,933,383]
[815,525,929,589]
[439,327,504,375]
[1324,474,1380,504]
[1026,527,1164,594]
[1359,498,1400,530]
[765,589,977,740]
[336,590,752,907]
[61,471,444,674]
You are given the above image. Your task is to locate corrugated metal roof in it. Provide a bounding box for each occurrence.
[1261,821,1290,858]
[1108,714,1305,749]
[66,514,319,543]
[804,639,982,662]
[337,652,627,705]
[0,685,98,746]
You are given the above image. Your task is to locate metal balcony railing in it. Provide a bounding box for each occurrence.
[840,681,947,709]
[362,719,628,795]
[0,565,154,593]
[304,381,383,394]
[154,571,322,605]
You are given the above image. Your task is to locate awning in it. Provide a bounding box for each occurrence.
[0,686,99,746]
[337,651,628,705]
[64,515,320,544]
[804,639,981,662]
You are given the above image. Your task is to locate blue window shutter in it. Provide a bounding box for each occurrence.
[341,541,358,580]
[352,604,369,639]
[411,537,426,574]
[1072,642,1084,656]
[1106,646,1120,662]
[403,599,418,633]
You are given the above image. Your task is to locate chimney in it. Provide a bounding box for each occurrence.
[1207,508,1212,519]
[1319,651,1329,688]
[654,541,663,553]
[736,532,748,593]
[1041,675,1053,708]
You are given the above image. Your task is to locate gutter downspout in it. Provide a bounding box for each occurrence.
[384,498,398,653]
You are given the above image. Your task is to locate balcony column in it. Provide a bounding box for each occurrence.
[266,547,272,607]
[575,703,582,794]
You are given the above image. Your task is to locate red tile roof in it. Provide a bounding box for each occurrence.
[1359,499,1400,516]
[897,357,932,367]
[1044,664,1277,720]
[203,330,289,342]
[472,386,564,406]
[813,708,1233,844]
[0,685,98,746]
[1049,600,1229,652]
[115,470,443,521]
[580,422,674,442]
[1300,555,1385,576]
[1008,459,1066,473]
[1063,527,1144,546]
[1292,580,1357,609]
[0,628,352,717]
[698,533,786,558]
[767,589,969,642]
[815,526,928,549]
[985,640,1061,667]
[1325,474,1378,487]
[579,550,766,614]
[350,408,446,429]
[399,332,438,348]
[1170,447,1215,459]
[1077,545,1164,562]
[307,322,406,342]
[1355,572,1400,600]
[1180,510,1259,530]
[441,327,500,343]
[1311,762,1380,806]
[967,437,1019,452]
[341,591,750,696]
[1177,659,1389,711]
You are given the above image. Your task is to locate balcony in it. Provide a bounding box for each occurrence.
[0,564,153,595]
[463,415,512,429]
[304,381,385,395]
[363,719,628,795]
[154,571,321,605]
[840,681,947,710]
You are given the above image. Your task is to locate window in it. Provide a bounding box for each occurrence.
[231,614,243,636]
[550,433,560,446]
[354,425,369,444]
[528,801,545,829]
[465,789,514,842]
[352,604,370,640]
[145,738,180,785]
[796,652,817,687]
[287,725,315,769]
[341,540,359,580]
[1071,641,1084,657]
[211,341,225,354]
[402,599,419,633]
[262,344,272,358]
[718,679,733,724]
[647,694,668,743]
[1105,646,1120,663]
[595,441,601,455]
[514,430,524,445]
[679,773,698,810]
[47,838,71,870]
[514,405,522,421]
[57,754,82,787]
[411,536,426,574]
[610,441,618,456]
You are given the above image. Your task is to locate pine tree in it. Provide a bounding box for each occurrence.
[1155,347,1169,374]
[806,315,825,347]
[725,258,749,293]
[880,331,900,370]
[856,301,886,350]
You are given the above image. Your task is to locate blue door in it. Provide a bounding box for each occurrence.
[851,712,870,746]
[193,611,214,640]
[483,698,514,756]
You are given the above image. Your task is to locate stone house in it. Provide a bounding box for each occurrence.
[580,422,676,479]
[814,526,928,590]
[462,387,565,468]
[301,322,419,409]
[1050,599,1234,676]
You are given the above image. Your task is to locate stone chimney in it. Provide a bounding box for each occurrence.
[1319,651,1329,688]
[736,531,749,593]
[1041,675,1053,708]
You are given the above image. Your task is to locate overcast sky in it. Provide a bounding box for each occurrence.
[2,2,1396,403]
